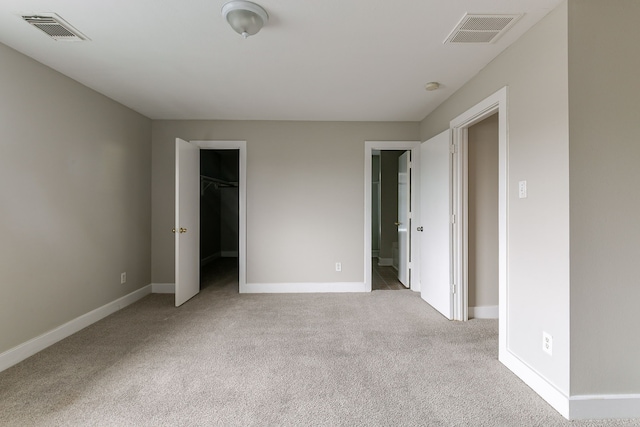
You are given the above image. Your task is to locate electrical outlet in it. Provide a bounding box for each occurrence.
[543,332,553,356]
[335,262,342,272]
[121,272,127,284]
[519,180,528,198]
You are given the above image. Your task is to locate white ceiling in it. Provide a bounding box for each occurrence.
[0,0,564,121]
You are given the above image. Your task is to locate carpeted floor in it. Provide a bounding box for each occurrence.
[0,265,636,426]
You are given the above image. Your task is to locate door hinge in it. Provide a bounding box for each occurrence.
[451,284,457,294]
[450,214,455,224]
[450,144,456,154]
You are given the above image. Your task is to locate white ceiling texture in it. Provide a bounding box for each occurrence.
[0,0,564,121]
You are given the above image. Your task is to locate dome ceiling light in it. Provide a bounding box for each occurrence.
[424,82,441,91]
[221,0,269,39]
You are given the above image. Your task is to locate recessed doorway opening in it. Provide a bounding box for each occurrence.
[371,149,411,291]
[200,149,240,293]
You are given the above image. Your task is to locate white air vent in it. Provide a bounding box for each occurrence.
[22,14,89,41]
[444,14,521,44]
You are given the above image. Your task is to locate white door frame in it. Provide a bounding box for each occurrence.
[449,87,508,353]
[192,140,247,290]
[364,141,421,292]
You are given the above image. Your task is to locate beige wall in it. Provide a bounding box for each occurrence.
[420,3,571,393]
[151,121,419,285]
[568,0,640,394]
[0,43,151,354]
[468,114,499,309]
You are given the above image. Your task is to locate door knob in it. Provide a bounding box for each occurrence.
[394,222,401,226]
[179,228,187,233]
[172,228,176,233]
[417,226,424,232]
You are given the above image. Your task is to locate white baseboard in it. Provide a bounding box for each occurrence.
[151,283,175,294]
[499,349,570,419]
[221,251,239,257]
[469,305,499,319]
[200,252,221,266]
[569,394,640,420]
[501,348,640,420]
[240,282,368,293]
[377,258,393,266]
[0,285,152,373]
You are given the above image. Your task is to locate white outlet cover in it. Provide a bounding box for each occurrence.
[543,332,553,356]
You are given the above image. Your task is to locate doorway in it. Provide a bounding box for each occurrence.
[448,87,507,358]
[364,141,421,293]
[371,150,410,290]
[467,114,499,318]
[175,139,247,306]
[200,149,240,293]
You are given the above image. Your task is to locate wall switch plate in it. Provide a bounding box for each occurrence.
[121,272,127,284]
[335,262,342,272]
[543,332,553,356]
[519,180,528,198]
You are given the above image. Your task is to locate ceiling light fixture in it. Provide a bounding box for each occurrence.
[221,0,269,39]
[425,82,441,91]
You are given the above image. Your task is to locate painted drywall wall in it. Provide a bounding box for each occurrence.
[420,3,570,393]
[151,121,419,285]
[568,0,640,395]
[468,114,499,309]
[0,42,151,354]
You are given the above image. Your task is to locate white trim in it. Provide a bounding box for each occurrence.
[498,352,640,420]
[569,394,640,420]
[0,285,151,373]
[500,349,570,419]
[191,140,247,291]
[449,87,507,330]
[151,283,176,294]
[364,141,422,293]
[377,257,393,266]
[240,282,367,293]
[468,305,498,319]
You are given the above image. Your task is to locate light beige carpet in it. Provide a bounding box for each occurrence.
[0,276,636,426]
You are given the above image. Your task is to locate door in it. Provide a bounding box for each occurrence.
[420,130,453,319]
[397,151,410,286]
[175,138,200,306]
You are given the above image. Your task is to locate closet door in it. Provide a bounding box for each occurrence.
[175,138,200,306]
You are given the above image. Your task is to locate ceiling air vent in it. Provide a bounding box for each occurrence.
[444,14,521,44]
[22,14,89,41]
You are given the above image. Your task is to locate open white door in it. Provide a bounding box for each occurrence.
[420,130,453,319]
[175,138,200,307]
[397,151,410,287]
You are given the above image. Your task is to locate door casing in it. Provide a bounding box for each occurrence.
[190,140,247,290]
[364,141,421,292]
[449,87,508,355]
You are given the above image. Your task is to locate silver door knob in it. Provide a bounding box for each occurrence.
[417,226,424,232]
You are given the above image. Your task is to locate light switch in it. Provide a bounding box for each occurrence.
[518,181,527,199]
